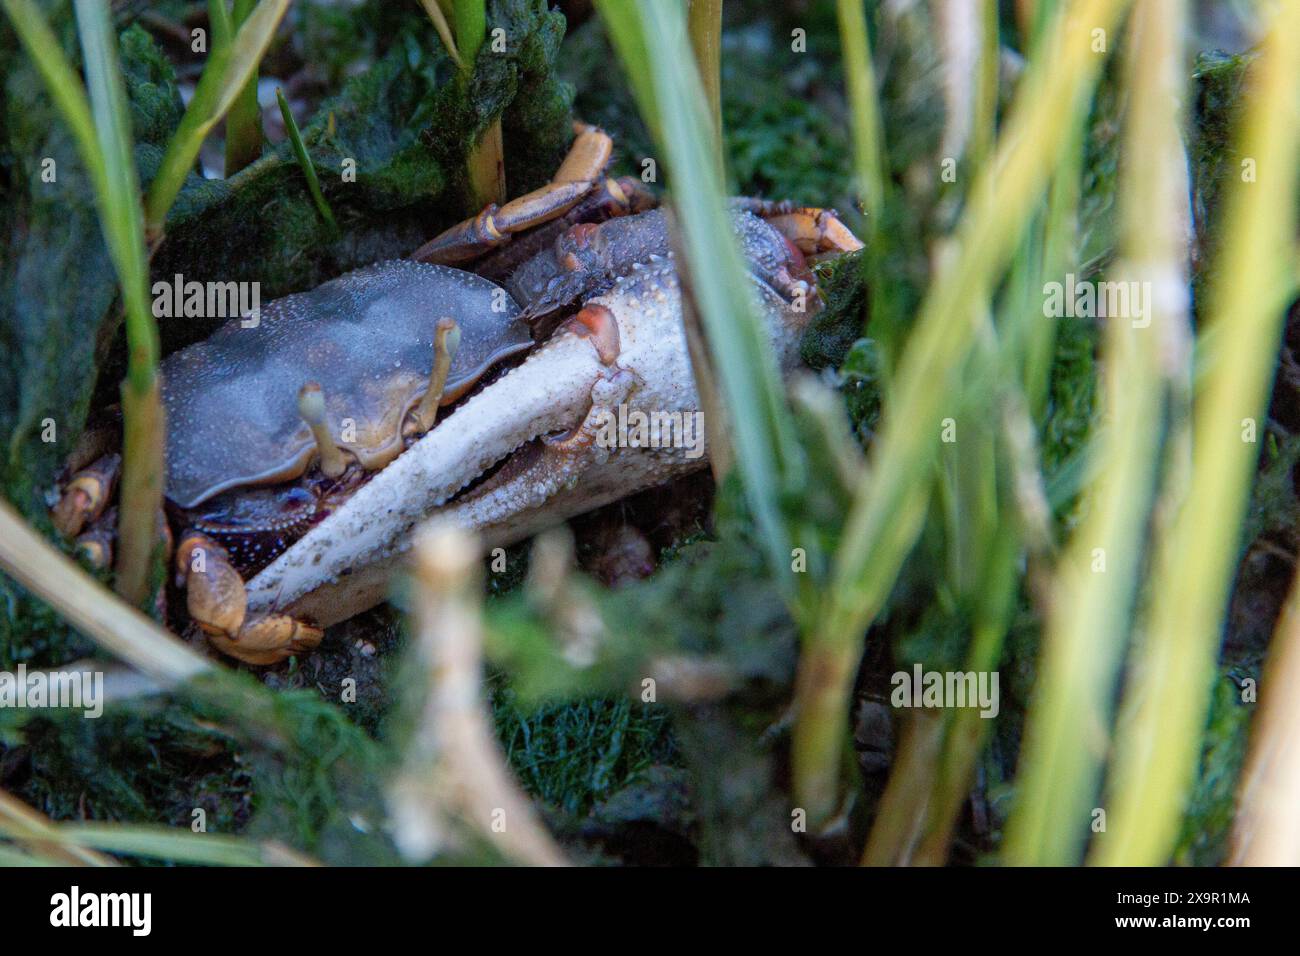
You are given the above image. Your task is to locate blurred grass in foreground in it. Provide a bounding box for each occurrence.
[596,0,1298,863]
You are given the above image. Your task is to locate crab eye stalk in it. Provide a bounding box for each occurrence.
[412,318,462,433]
[297,382,348,479]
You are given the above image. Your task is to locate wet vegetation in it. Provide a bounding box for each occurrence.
[1,0,1297,866]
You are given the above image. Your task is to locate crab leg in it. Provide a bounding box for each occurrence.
[176,531,322,666]
[412,123,616,266]
[52,453,120,538]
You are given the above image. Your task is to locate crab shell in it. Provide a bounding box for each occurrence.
[160,259,533,509]
[245,218,815,629]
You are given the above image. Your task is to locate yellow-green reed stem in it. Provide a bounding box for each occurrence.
[1006,0,1189,867]
[969,0,1000,173]
[453,0,486,63]
[794,0,1130,830]
[453,0,505,209]
[1026,130,1085,417]
[276,87,338,234]
[116,381,165,606]
[868,321,1018,863]
[224,0,263,175]
[1231,557,1300,864]
[687,0,723,172]
[0,502,211,684]
[1016,0,1046,46]
[861,709,945,865]
[912,525,1020,864]
[145,0,291,239]
[0,790,115,866]
[683,0,733,480]
[901,215,1064,862]
[73,0,163,605]
[418,0,465,69]
[1093,0,1300,866]
[3,0,164,604]
[209,0,233,47]
[596,0,805,612]
[834,0,885,229]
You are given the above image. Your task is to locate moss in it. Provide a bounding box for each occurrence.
[802,252,868,373]
[4,704,249,835]
[148,0,574,358]
[492,688,677,817]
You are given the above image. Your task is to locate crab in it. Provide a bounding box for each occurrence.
[53,124,861,665]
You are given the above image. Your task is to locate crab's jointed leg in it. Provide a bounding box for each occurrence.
[74,512,116,569]
[52,453,120,538]
[176,531,322,666]
[412,123,620,266]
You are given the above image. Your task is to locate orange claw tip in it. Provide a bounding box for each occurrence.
[566,303,621,365]
[823,213,865,253]
[765,209,864,256]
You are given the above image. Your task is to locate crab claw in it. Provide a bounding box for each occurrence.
[176,530,323,666]
[736,199,864,259]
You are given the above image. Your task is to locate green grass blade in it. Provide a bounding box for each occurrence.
[835,0,885,228]
[687,0,723,151]
[4,0,163,601]
[73,0,154,390]
[0,0,106,197]
[276,87,338,233]
[795,0,1130,829]
[145,0,292,237]
[224,0,265,175]
[1092,0,1300,866]
[449,0,503,209]
[453,0,486,66]
[596,0,803,605]
[69,0,164,605]
[208,0,233,48]
[1004,0,1188,865]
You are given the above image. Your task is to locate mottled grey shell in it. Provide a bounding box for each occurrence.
[161,260,531,508]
